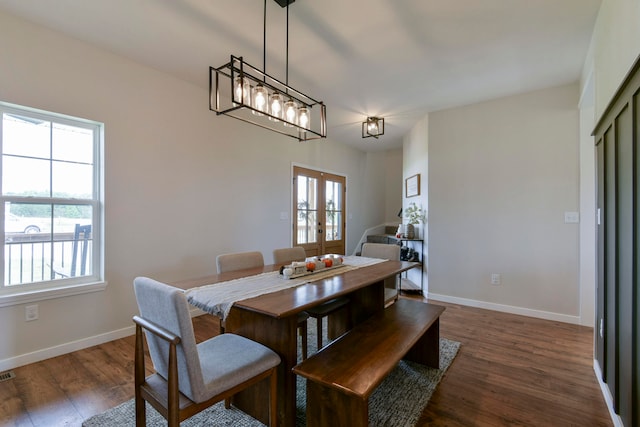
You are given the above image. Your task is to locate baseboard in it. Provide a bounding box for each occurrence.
[0,325,135,372]
[593,360,625,426]
[0,305,210,372]
[427,293,581,325]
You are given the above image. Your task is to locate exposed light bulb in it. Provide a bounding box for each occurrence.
[298,106,310,130]
[253,84,268,115]
[284,99,298,127]
[269,92,283,121]
[233,76,250,106]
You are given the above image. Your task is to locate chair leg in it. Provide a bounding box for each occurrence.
[134,325,147,427]
[299,321,308,360]
[269,367,278,427]
[134,395,146,427]
[316,316,323,350]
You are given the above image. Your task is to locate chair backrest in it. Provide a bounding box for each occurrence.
[216,251,264,273]
[133,277,205,402]
[272,246,306,265]
[361,242,401,260]
[71,224,92,277]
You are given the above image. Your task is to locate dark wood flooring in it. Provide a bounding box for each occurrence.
[0,295,613,426]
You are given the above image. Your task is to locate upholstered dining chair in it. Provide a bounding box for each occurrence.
[217,250,309,359]
[132,277,281,427]
[360,242,401,260]
[273,247,350,353]
[360,242,402,304]
[213,251,265,333]
[273,246,306,265]
[216,251,264,274]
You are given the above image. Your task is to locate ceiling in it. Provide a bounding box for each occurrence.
[0,0,602,152]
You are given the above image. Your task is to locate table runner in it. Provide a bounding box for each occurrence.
[185,256,385,320]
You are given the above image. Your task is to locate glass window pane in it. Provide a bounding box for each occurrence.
[2,156,50,196]
[53,204,92,234]
[4,202,52,285]
[52,161,93,198]
[52,123,93,164]
[4,202,50,236]
[2,113,51,159]
[51,204,93,280]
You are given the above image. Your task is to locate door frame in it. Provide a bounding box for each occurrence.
[290,163,348,256]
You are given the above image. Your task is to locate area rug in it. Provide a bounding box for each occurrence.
[83,318,460,427]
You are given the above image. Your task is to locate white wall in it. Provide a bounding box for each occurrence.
[0,11,400,368]
[383,149,404,223]
[578,73,596,328]
[402,116,429,291]
[590,0,640,119]
[427,84,582,323]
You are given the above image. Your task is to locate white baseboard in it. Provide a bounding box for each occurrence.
[427,293,581,325]
[593,360,624,426]
[0,306,210,372]
[0,325,135,372]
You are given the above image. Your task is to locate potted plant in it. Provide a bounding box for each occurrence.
[404,202,425,239]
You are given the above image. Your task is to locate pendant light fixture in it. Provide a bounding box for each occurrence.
[210,0,326,141]
[362,116,384,139]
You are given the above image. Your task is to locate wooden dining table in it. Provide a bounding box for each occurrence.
[173,257,419,427]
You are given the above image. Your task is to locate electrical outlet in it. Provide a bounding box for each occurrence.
[491,273,501,285]
[25,304,38,321]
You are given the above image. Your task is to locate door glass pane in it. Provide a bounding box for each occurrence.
[325,180,342,241]
[297,175,318,244]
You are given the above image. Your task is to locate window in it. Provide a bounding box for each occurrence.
[1,102,104,304]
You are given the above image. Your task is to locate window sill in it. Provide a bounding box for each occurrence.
[0,281,108,307]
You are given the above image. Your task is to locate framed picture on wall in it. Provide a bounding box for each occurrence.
[406,174,420,197]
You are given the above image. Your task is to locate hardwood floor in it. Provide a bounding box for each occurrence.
[0,296,612,426]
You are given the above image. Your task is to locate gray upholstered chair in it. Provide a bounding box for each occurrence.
[216,251,264,273]
[217,250,309,359]
[360,242,401,260]
[274,247,350,353]
[272,246,306,265]
[361,242,401,304]
[214,251,265,333]
[133,277,281,427]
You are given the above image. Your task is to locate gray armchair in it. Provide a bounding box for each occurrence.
[133,277,281,426]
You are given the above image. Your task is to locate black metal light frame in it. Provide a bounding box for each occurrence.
[209,0,326,142]
[210,56,326,142]
[362,116,384,139]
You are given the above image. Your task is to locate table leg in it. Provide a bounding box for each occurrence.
[328,280,385,340]
[225,307,298,427]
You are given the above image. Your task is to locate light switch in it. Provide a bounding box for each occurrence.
[279,211,289,220]
[564,211,579,224]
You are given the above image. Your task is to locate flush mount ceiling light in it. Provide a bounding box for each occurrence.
[362,117,384,139]
[210,0,326,142]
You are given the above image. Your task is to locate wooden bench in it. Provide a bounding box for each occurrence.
[292,298,445,427]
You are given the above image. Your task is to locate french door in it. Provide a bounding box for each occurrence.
[293,166,346,257]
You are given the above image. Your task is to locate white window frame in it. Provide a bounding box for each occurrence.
[0,101,106,307]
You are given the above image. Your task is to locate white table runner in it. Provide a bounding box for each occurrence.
[185,256,385,320]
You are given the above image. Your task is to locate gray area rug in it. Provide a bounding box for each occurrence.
[83,317,460,427]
